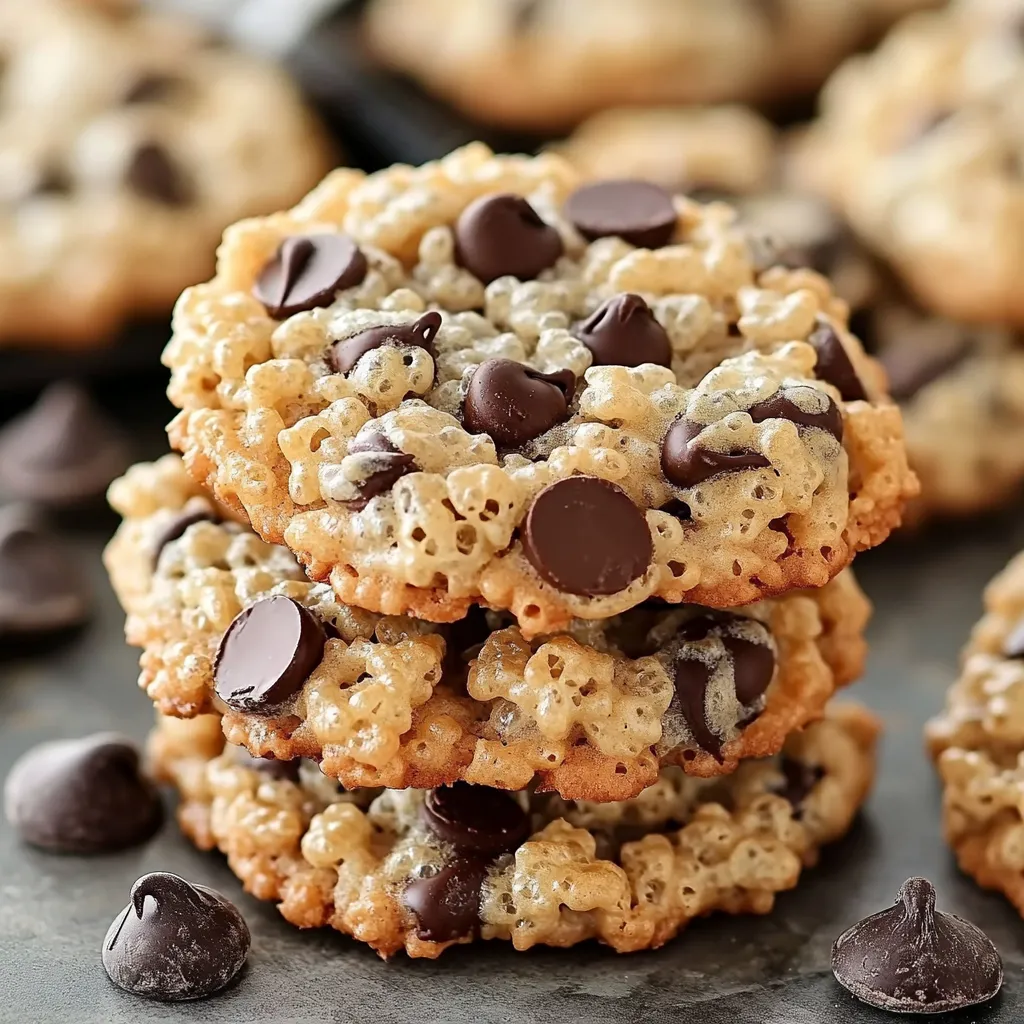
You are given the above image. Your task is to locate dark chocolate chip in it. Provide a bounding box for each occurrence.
[103,872,250,1001]
[1003,620,1024,659]
[573,293,673,368]
[879,332,969,402]
[254,234,368,320]
[0,382,131,506]
[422,783,530,854]
[463,358,576,448]
[521,476,652,596]
[231,746,302,783]
[123,73,184,104]
[661,417,770,488]
[125,142,192,206]
[565,179,677,249]
[670,656,722,759]
[330,311,441,375]
[343,433,419,509]
[3,734,162,853]
[832,877,1003,1014]
[403,854,490,943]
[214,595,327,712]
[454,193,563,284]
[748,386,844,443]
[809,322,868,403]
[0,505,90,636]
[772,758,825,815]
[150,498,222,566]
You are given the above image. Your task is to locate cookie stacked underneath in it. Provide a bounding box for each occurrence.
[108,146,915,956]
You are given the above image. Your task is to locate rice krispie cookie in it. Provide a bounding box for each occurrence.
[795,0,1024,325]
[927,552,1024,915]
[0,0,332,348]
[163,145,916,634]
[105,456,871,801]
[150,702,879,958]
[363,0,938,131]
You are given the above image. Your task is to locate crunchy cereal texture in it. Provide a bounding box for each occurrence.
[107,457,871,801]
[164,145,915,633]
[0,0,332,347]
[795,0,1024,324]
[150,702,879,959]
[362,0,938,131]
[927,551,1024,914]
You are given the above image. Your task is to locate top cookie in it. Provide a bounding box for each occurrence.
[795,0,1024,325]
[0,0,332,347]
[165,144,917,635]
[363,0,939,131]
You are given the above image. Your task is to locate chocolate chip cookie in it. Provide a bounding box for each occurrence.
[0,0,332,347]
[164,145,917,634]
[106,456,871,800]
[150,702,879,958]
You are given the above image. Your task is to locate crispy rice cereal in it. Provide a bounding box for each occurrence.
[150,702,879,958]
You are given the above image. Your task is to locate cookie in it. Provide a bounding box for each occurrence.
[927,551,1024,915]
[149,702,879,959]
[163,145,916,634]
[794,0,1024,325]
[0,0,332,348]
[362,0,938,131]
[105,456,870,800]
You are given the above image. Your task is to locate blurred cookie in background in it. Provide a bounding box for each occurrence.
[0,0,334,349]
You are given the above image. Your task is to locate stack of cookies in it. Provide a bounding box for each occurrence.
[105,144,917,957]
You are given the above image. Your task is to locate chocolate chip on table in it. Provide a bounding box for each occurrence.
[463,358,576,448]
[454,193,564,284]
[0,382,131,506]
[214,595,327,712]
[573,293,673,368]
[4,734,162,853]
[809,321,868,403]
[125,142,192,206]
[343,432,419,509]
[661,417,770,488]
[0,505,91,636]
[772,758,825,815]
[150,497,222,565]
[422,783,530,854]
[748,386,844,443]
[103,872,250,1001]
[521,476,652,596]
[564,179,677,249]
[403,854,492,944]
[330,311,442,375]
[832,877,1003,1014]
[254,234,369,320]
[1003,619,1024,659]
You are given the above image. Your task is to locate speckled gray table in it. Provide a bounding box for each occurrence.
[3,463,1024,1022]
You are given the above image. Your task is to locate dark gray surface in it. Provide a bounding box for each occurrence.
[4,499,1024,1023]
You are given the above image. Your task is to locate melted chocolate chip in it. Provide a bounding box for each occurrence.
[574,294,672,368]
[832,877,1003,1014]
[254,234,368,320]
[454,193,563,284]
[4,734,162,853]
[521,476,652,596]
[463,358,575,448]
[422,783,530,854]
[879,332,969,402]
[565,179,677,249]
[126,142,192,206]
[772,758,825,815]
[809,322,868,402]
[330,312,442,375]
[103,872,250,1001]
[150,498,222,565]
[403,855,491,943]
[123,73,184,104]
[661,418,770,488]
[343,433,418,509]
[748,386,844,443]
[214,596,327,712]
[1003,619,1024,659]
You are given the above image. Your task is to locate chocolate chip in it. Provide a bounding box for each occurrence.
[150,498,222,566]
[0,505,90,636]
[123,73,184,104]
[0,382,131,506]
[748,386,844,442]
[103,872,250,1001]
[658,498,692,522]
[443,605,493,678]
[463,358,576,448]
[809,322,868,402]
[565,179,677,249]
[330,311,441,375]
[832,877,1003,1014]
[1003,620,1024,659]
[30,166,72,198]
[255,234,368,320]
[4,734,162,853]
[454,193,563,284]
[403,854,491,943]
[772,757,825,815]
[422,783,530,854]
[126,142,192,206]
[574,294,673,368]
[231,746,301,783]
[214,595,327,712]
[521,476,652,596]
[879,332,969,402]
[343,433,419,509]
[661,418,770,488]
